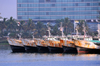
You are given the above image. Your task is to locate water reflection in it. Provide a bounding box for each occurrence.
[77,54,97,57]
[7,52,100,61]
[0,49,100,66]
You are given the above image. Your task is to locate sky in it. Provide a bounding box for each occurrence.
[0,0,16,19]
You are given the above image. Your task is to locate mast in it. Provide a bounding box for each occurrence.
[32,34,34,39]
[82,21,86,39]
[31,31,34,39]
[60,22,64,37]
[75,25,79,36]
[7,32,10,39]
[47,23,51,37]
[17,21,21,40]
[18,33,21,40]
[97,19,100,38]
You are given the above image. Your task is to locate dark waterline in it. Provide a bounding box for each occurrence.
[0,45,100,66]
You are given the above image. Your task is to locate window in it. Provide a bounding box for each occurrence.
[46,0,50,2]
[52,4,55,7]
[18,16,22,19]
[51,0,56,2]
[87,3,90,6]
[63,8,66,11]
[76,3,78,6]
[99,11,100,14]
[99,3,100,6]
[81,0,84,2]
[46,12,49,15]
[39,0,44,2]
[19,4,21,7]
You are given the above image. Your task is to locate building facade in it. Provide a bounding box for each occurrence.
[17,0,100,21]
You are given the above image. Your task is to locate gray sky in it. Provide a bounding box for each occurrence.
[0,0,16,19]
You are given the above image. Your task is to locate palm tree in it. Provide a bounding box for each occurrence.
[21,19,36,38]
[36,21,47,38]
[63,18,74,35]
[0,18,7,37]
[51,25,60,35]
[6,17,17,31]
[77,20,89,35]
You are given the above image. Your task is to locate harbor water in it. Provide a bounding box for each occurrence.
[0,45,100,66]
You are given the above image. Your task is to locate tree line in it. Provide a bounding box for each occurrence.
[0,17,98,38]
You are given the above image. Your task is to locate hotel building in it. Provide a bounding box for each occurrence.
[17,0,100,21]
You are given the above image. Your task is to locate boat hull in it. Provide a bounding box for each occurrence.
[37,45,49,53]
[62,46,77,53]
[48,46,63,53]
[10,45,25,52]
[24,45,38,52]
[76,46,100,54]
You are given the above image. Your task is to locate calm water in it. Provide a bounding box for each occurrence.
[0,45,100,66]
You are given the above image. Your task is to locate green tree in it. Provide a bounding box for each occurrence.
[6,17,17,32]
[51,25,60,35]
[36,22,47,38]
[77,20,89,35]
[63,18,74,34]
[21,19,36,38]
[55,18,74,35]
[0,18,7,37]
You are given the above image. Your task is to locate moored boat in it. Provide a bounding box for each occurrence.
[60,37,77,53]
[7,33,25,52]
[73,39,100,54]
[36,39,49,53]
[45,23,63,53]
[47,37,63,53]
[48,41,63,53]
[59,22,77,53]
[7,38,25,52]
[73,21,100,54]
[22,39,38,52]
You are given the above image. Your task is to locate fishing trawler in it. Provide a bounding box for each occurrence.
[7,34,25,52]
[36,38,49,52]
[22,37,38,52]
[60,37,77,53]
[73,39,100,53]
[47,37,63,53]
[73,21,100,53]
[45,24,63,53]
[59,22,77,53]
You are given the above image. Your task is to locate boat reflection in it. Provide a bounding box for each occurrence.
[77,54,97,57]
